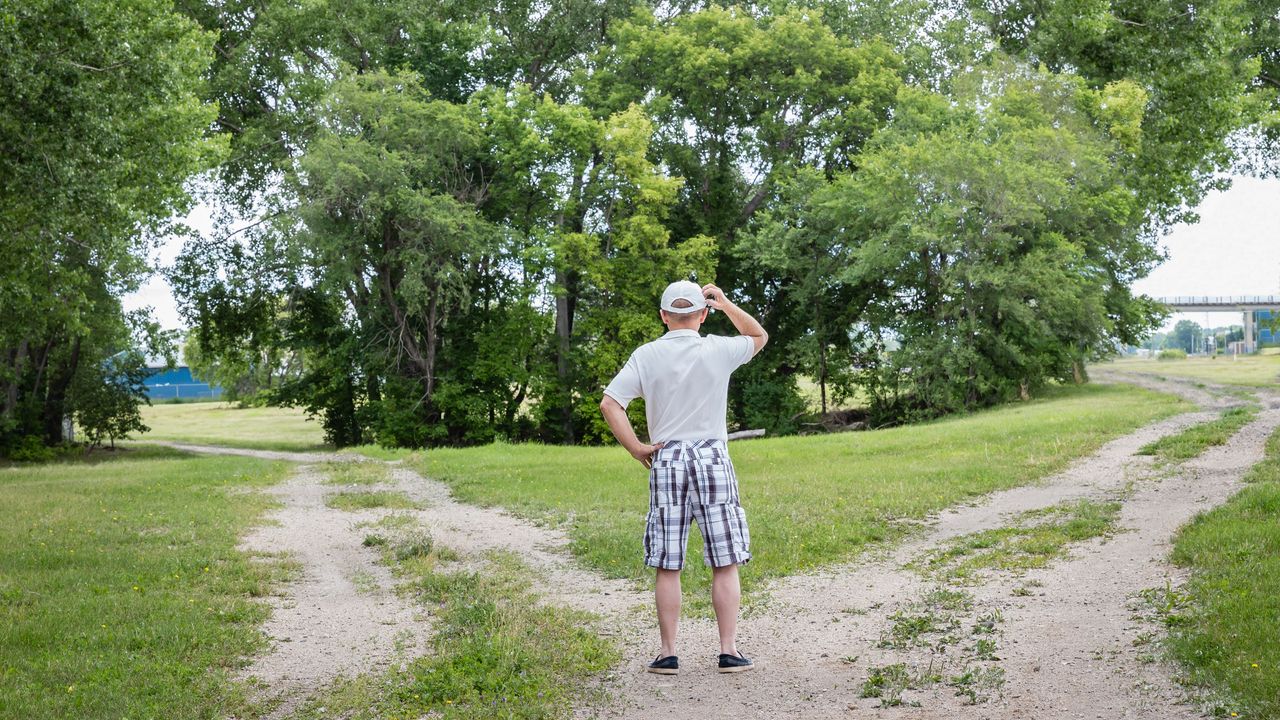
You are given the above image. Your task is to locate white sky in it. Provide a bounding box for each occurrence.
[124,175,1280,335]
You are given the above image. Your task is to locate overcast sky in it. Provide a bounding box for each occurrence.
[124,175,1280,335]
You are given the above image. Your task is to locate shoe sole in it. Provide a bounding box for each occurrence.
[717,664,754,673]
[646,667,679,675]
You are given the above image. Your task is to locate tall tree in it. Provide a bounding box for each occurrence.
[1,0,221,450]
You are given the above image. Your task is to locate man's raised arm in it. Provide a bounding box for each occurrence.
[700,283,768,355]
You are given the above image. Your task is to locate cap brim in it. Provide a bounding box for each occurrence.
[662,303,706,314]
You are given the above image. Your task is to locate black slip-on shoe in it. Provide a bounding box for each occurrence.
[718,651,754,673]
[646,655,679,675]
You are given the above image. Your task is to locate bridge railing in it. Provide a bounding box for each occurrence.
[1156,296,1280,306]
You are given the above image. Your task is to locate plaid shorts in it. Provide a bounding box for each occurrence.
[643,439,751,570]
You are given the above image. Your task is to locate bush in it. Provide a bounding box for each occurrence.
[1158,349,1188,361]
[2,435,58,462]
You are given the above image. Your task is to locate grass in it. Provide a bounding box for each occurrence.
[415,383,1189,608]
[326,490,420,511]
[138,401,327,451]
[1164,424,1280,718]
[1102,353,1280,387]
[296,544,618,719]
[920,499,1123,581]
[0,447,293,720]
[1137,406,1259,463]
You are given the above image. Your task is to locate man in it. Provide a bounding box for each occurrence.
[599,279,768,676]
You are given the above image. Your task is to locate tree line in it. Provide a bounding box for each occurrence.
[4,0,1278,454]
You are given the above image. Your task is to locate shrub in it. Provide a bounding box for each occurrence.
[1157,349,1188,361]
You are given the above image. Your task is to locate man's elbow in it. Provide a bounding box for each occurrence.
[753,331,769,355]
[599,395,616,415]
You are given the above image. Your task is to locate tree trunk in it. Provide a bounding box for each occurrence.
[3,339,27,421]
[554,266,576,444]
[43,336,81,444]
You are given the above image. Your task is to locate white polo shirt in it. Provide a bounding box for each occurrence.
[603,329,755,443]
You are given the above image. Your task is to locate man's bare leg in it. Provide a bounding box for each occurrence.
[656,568,681,657]
[711,563,741,655]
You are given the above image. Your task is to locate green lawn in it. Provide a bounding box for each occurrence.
[138,401,327,451]
[415,383,1190,605]
[1167,424,1280,718]
[1100,352,1280,387]
[0,447,292,720]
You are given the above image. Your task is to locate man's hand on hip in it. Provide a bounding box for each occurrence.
[631,441,665,469]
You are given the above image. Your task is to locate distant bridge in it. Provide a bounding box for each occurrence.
[1155,296,1280,353]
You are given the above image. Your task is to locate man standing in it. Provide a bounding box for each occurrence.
[599,280,768,675]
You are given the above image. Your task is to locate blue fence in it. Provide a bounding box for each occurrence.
[143,366,223,400]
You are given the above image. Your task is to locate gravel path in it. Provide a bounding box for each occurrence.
[166,373,1266,719]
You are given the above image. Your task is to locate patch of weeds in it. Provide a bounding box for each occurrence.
[1133,581,1193,629]
[923,587,973,612]
[972,637,999,661]
[1137,406,1258,464]
[295,549,619,719]
[351,570,378,595]
[948,665,1005,704]
[881,612,946,649]
[392,529,434,562]
[921,500,1121,580]
[860,663,912,706]
[362,533,388,548]
[322,461,389,486]
[1011,585,1034,597]
[326,490,419,511]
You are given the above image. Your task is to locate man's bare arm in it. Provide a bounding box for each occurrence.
[600,395,664,468]
[701,283,768,355]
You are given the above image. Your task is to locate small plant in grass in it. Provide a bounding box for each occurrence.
[326,490,418,511]
[1157,349,1187,360]
[392,529,434,561]
[362,533,387,548]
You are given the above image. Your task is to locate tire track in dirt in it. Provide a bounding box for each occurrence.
[589,377,1259,719]
[237,464,432,720]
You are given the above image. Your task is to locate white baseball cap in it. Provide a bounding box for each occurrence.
[660,280,707,314]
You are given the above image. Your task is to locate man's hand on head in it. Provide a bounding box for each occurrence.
[700,283,729,310]
[630,442,665,469]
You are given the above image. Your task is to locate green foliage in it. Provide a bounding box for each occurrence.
[1165,320,1204,354]
[806,62,1165,419]
[73,350,151,449]
[151,0,1272,448]
[1157,348,1189,361]
[1,0,219,453]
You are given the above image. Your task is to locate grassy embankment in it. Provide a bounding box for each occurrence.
[415,383,1189,606]
[0,448,292,720]
[1166,424,1280,718]
[1102,350,1280,387]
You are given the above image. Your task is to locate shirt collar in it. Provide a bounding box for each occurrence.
[662,329,701,339]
